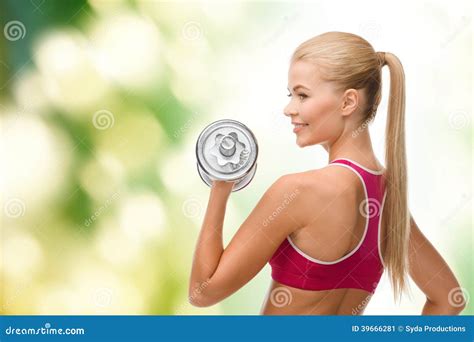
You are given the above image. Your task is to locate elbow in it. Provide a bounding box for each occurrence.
[188,290,218,307]
[445,285,468,314]
[452,301,467,314]
[188,294,214,308]
[426,286,468,315]
[448,295,467,314]
[188,280,216,308]
[425,298,466,315]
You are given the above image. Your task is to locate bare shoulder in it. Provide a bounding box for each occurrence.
[276,167,354,206]
[269,169,346,230]
[281,165,361,197]
[274,170,326,196]
[265,173,305,202]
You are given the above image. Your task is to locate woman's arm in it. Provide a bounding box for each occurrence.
[188,175,306,307]
[188,180,233,296]
[408,215,466,314]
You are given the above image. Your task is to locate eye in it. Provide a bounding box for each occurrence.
[286,92,292,97]
[298,93,308,100]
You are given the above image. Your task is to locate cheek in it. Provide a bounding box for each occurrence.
[297,99,344,147]
[302,98,342,139]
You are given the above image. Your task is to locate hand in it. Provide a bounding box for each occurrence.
[211,180,236,195]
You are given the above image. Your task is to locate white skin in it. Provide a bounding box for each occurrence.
[189,60,464,315]
[285,60,383,168]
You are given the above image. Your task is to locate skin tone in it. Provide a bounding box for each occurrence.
[284,60,382,167]
[188,60,464,315]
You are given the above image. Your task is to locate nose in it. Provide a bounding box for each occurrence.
[284,102,297,117]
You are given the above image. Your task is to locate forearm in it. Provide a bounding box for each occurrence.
[189,184,230,289]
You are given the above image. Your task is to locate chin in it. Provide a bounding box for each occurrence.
[296,136,319,148]
[296,138,310,148]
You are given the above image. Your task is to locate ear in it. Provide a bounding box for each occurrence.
[340,89,359,117]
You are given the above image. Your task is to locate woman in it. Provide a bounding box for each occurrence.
[188,32,465,315]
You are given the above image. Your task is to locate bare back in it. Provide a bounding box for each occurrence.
[261,161,385,315]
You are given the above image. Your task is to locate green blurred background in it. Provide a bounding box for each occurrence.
[1,0,472,315]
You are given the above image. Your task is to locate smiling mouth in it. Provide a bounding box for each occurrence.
[293,123,308,133]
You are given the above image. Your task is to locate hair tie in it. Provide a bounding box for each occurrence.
[377,51,386,67]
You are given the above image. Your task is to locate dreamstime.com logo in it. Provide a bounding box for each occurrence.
[270,287,293,307]
[3,20,26,41]
[448,287,469,308]
[351,114,374,138]
[92,109,115,130]
[359,198,381,219]
[83,189,121,227]
[188,279,212,306]
[262,189,300,227]
[181,21,203,41]
[182,196,204,219]
[3,197,26,218]
[4,322,85,336]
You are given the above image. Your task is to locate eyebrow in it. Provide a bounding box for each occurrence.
[287,84,310,91]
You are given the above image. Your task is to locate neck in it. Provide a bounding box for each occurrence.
[323,128,377,165]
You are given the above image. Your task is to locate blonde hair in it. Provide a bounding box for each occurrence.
[292,32,410,300]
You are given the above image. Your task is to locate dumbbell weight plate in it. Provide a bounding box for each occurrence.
[196,119,258,192]
[196,162,258,192]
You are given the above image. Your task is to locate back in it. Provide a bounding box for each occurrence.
[262,158,387,315]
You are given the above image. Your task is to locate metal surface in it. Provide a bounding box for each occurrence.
[196,119,258,192]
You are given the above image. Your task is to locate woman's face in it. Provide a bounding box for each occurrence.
[284,60,346,148]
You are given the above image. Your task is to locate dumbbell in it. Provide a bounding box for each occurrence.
[195,119,258,192]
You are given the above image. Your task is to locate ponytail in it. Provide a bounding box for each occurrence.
[380,51,410,301]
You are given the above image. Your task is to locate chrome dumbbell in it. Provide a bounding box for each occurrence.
[195,119,258,192]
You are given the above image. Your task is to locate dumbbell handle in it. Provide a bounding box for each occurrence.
[219,135,236,157]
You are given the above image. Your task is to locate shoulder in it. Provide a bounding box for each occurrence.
[275,167,361,213]
[278,166,359,196]
[259,167,361,232]
[268,171,318,199]
[263,174,304,207]
[271,173,304,192]
[265,170,329,213]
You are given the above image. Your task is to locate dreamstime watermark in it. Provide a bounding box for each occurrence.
[351,295,371,315]
[182,196,203,219]
[448,110,470,130]
[92,109,115,130]
[188,278,212,306]
[93,287,114,308]
[351,114,375,138]
[262,189,300,227]
[5,322,85,336]
[441,16,471,48]
[351,282,377,315]
[448,287,469,308]
[4,20,26,41]
[83,190,121,227]
[359,198,381,219]
[31,0,45,13]
[182,21,203,41]
[270,287,292,307]
[3,197,26,218]
[259,10,300,49]
[172,113,198,140]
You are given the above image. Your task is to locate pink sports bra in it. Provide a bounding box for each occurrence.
[269,158,387,294]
